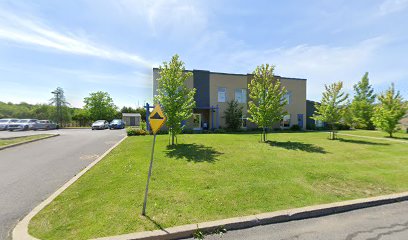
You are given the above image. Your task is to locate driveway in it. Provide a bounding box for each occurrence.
[0,129,126,240]
[199,201,408,240]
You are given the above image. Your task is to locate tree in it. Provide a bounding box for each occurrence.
[248,64,287,142]
[120,106,147,120]
[155,55,196,145]
[49,87,71,126]
[224,100,243,130]
[84,91,118,121]
[372,83,407,137]
[312,82,348,140]
[350,72,376,129]
[72,108,91,126]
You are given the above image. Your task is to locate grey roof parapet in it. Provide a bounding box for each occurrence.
[153,68,307,81]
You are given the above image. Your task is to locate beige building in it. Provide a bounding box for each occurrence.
[153,68,307,130]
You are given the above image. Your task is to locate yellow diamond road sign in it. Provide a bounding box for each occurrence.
[149,104,166,135]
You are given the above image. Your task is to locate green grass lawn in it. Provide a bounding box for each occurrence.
[0,134,54,148]
[338,129,408,140]
[29,132,408,239]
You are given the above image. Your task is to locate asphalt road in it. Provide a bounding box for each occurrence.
[0,129,126,240]
[197,201,408,240]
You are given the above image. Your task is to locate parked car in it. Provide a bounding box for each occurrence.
[91,120,109,130]
[109,119,125,129]
[32,120,59,130]
[0,118,19,131]
[8,119,38,131]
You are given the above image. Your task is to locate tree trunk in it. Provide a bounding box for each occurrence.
[262,127,266,142]
[389,132,393,138]
[171,131,175,145]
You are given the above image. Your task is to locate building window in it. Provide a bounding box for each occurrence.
[315,120,324,128]
[235,89,247,103]
[282,91,292,104]
[241,116,247,128]
[218,87,227,102]
[281,114,291,128]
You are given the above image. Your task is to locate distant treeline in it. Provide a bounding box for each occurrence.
[0,101,146,127]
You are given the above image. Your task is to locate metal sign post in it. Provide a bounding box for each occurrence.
[142,104,166,216]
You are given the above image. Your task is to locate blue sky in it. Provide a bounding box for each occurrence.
[0,0,407,108]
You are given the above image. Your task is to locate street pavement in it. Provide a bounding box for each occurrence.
[196,201,408,240]
[0,129,126,240]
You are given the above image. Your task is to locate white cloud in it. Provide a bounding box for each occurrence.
[113,0,208,37]
[379,0,408,15]
[0,10,152,68]
[198,36,395,101]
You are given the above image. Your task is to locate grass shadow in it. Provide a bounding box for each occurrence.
[338,138,390,145]
[265,140,328,154]
[165,143,222,163]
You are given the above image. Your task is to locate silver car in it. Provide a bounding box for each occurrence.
[91,120,109,130]
[0,118,19,130]
[8,119,38,131]
[33,120,59,130]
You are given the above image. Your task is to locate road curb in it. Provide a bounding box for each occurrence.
[93,192,408,240]
[12,135,128,240]
[0,134,60,151]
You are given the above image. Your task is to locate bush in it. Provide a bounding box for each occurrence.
[140,121,147,131]
[126,127,148,136]
[156,129,169,135]
[290,124,301,131]
[213,128,226,134]
[182,128,194,134]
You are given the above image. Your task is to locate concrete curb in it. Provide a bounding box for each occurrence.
[93,192,408,240]
[12,135,128,240]
[0,134,60,151]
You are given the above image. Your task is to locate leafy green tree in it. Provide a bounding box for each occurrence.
[120,106,147,120]
[224,100,243,131]
[31,104,54,120]
[312,81,349,140]
[350,72,376,129]
[50,87,71,126]
[155,55,196,145]
[84,91,118,121]
[372,83,407,137]
[248,64,287,142]
[72,108,91,126]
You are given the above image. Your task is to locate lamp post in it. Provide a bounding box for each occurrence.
[51,90,61,126]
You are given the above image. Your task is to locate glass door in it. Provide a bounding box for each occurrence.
[193,113,202,129]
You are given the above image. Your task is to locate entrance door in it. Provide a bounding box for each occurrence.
[297,114,303,129]
[130,117,136,126]
[192,113,202,129]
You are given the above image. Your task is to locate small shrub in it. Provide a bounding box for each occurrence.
[273,127,281,131]
[140,121,147,130]
[156,129,169,135]
[182,128,194,134]
[213,128,226,134]
[126,127,148,136]
[290,124,301,131]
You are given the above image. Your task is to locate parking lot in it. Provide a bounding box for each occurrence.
[0,128,126,240]
[0,129,61,138]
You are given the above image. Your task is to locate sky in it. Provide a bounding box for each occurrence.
[0,0,407,108]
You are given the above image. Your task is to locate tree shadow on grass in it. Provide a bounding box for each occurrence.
[265,140,328,154]
[165,143,222,163]
[386,136,408,141]
[338,138,390,145]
